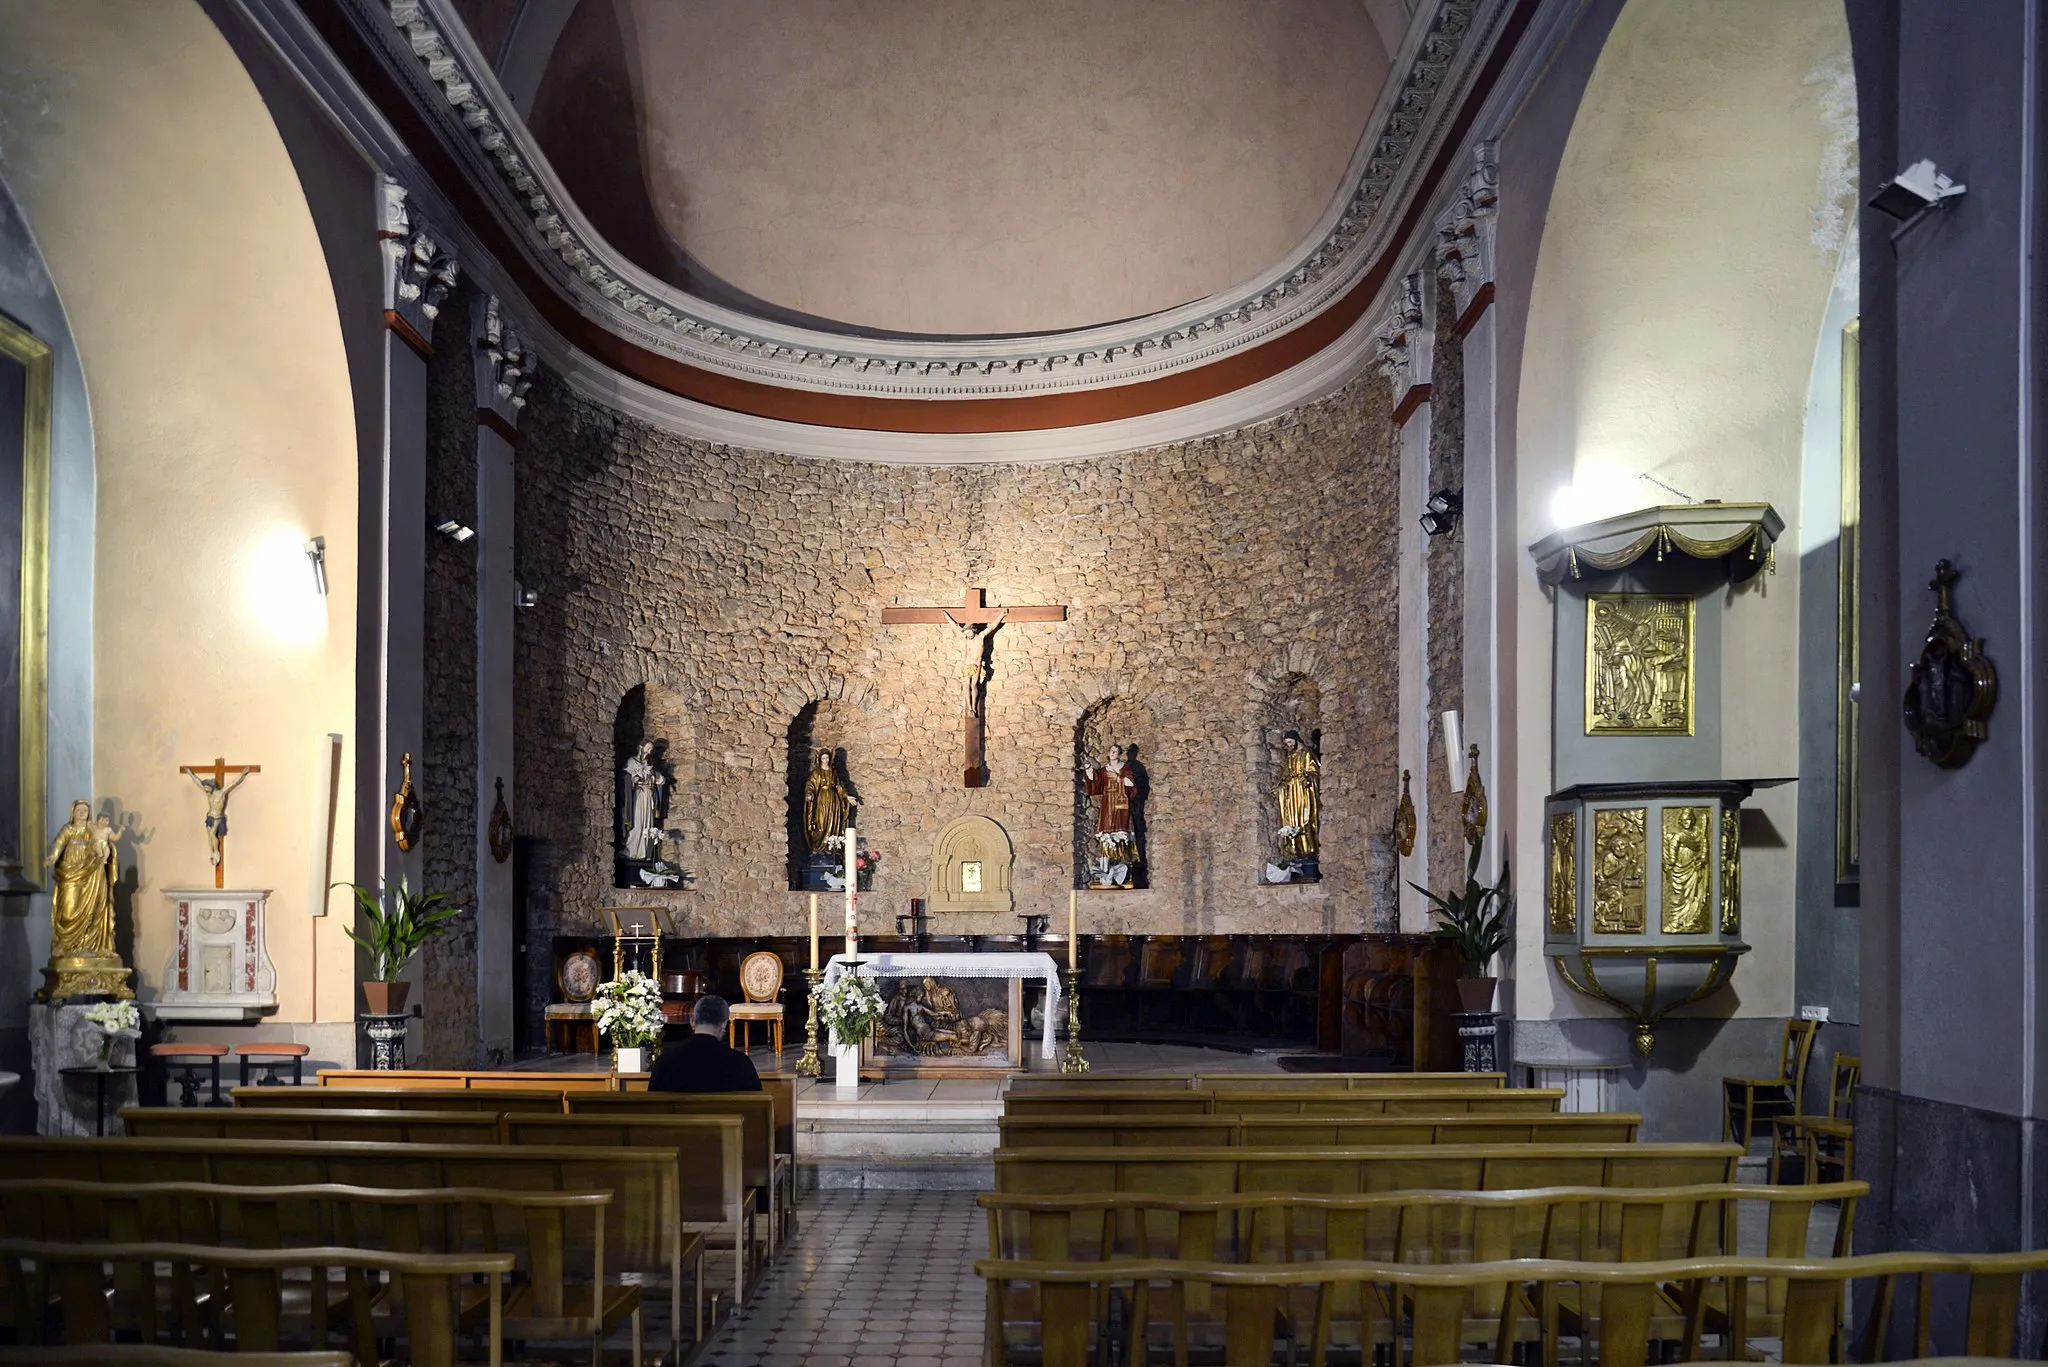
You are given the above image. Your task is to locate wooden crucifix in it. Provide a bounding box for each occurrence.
[881,586,1068,787]
[179,756,261,888]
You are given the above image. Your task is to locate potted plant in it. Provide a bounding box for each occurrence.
[592,969,666,1073]
[82,999,140,1070]
[1411,836,1513,1013]
[343,876,465,1015]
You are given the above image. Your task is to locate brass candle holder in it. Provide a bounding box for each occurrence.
[795,967,825,1078]
[1060,966,1090,1074]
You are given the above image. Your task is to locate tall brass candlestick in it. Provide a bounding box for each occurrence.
[1060,966,1089,1073]
[795,966,825,1077]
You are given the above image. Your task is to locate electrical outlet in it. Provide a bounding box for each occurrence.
[1798,1004,1830,1022]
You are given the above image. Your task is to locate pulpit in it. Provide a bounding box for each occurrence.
[152,889,277,1021]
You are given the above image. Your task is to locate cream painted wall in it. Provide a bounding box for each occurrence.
[0,0,360,1023]
[1513,0,1853,1020]
[612,0,1389,335]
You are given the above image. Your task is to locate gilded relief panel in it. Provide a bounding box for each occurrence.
[1720,807,1742,933]
[1659,805,1713,934]
[1586,594,1696,735]
[1591,807,1647,934]
[1547,811,1577,934]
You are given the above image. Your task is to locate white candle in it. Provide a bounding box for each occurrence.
[1443,710,1465,791]
[808,892,819,971]
[844,824,858,955]
[1068,888,1077,970]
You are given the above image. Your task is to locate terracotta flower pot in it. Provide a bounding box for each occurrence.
[362,980,412,1016]
[1455,976,1497,1013]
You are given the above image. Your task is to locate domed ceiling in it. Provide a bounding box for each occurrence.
[512,0,1390,338]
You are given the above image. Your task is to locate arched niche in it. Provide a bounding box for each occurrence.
[612,682,684,886]
[929,814,1014,916]
[1073,695,1154,889]
[783,696,867,889]
[1254,673,1323,878]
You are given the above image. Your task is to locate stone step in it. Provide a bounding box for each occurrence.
[799,1157,995,1192]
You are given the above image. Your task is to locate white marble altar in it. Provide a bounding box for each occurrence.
[153,888,277,1021]
[822,951,1062,1060]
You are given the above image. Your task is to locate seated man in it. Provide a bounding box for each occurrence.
[648,994,763,1093]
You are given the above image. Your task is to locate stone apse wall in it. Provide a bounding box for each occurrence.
[511,373,1406,947]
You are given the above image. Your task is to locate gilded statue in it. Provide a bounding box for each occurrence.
[42,799,134,1001]
[1276,731,1320,857]
[802,748,853,854]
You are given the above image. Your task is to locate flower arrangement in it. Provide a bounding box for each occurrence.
[814,970,886,1047]
[1094,829,1135,852]
[83,999,140,1068]
[854,848,880,881]
[593,969,667,1048]
[1275,824,1303,841]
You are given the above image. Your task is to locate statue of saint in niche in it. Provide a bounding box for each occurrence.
[1082,744,1143,888]
[797,748,858,891]
[1266,731,1322,884]
[617,740,681,888]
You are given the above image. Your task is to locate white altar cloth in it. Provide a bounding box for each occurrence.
[823,951,1062,1059]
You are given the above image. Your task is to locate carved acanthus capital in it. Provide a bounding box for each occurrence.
[1373,270,1435,407]
[473,294,538,426]
[378,174,459,347]
[1435,139,1499,322]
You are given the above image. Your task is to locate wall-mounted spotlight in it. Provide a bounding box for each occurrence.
[432,518,476,543]
[1868,158,1966,224]
[304,536,328,596]
[515,583,539,610]
[1420,489,1463,537]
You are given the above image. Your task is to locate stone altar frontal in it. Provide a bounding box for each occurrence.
[154,888,278,1021]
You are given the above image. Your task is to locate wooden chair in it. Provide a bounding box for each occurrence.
[149,1043,228,1108]
[726,951,786,1057]
[1722,1016,1820,1146]
[1768,1051,1860,1184]
[0,1238,511,1366]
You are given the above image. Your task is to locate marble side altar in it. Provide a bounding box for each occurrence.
[152,888,277,1021]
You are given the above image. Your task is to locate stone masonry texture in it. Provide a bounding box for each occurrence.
[1425,271,1468,895]
[511,372,1405,946]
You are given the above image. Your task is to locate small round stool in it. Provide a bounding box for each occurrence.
[149,1043,229,1107]
[235,1042,310,1087]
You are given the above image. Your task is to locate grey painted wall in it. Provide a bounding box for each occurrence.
[0,175,95,1133]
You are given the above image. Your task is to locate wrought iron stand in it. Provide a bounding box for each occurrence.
[1060,967,1090,1074]
[795,967,825,1077]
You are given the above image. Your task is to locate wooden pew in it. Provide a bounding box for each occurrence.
[1000,1087,1565,1119]
[565,1091,791,1250]
[1004,1071,1508,1092]
[0,1138,696,1360]
[973,1249,2048,1367]
[233,1086,568,1113]
[314,1068,618,1092]
[500,1114,754,1299]
[992,1142,1744,1198]
[0,1238,511,1367]
[0,1179,646,1366]
[996,1113,1641,1148]
[122,1107,505,1144]
[0,1350,355,1365]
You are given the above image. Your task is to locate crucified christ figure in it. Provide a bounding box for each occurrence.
[187,768,251,870]
[945,607,1006,787]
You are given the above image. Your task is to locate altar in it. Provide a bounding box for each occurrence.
[823,950,1061,1077]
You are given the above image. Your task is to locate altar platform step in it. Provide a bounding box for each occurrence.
[796,1075,1002,1191]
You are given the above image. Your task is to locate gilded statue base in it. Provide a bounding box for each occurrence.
[41,952,135,1004]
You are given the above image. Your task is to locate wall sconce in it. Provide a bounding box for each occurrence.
[1868,158,1966,223]
[304,536,327,596]
[432,518,475,543]
[1420,489,1462,537]
[515,583,539,610]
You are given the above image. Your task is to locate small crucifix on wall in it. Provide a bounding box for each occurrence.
[881,586,1068,787]
[180,756,260,888]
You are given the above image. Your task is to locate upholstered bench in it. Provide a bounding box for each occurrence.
[149,1042,228,1108]
[235,1041,309,1087]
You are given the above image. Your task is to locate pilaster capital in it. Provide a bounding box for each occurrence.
[1434,139,1499,324]
[1373,269,1435,414]
[378,174,459,350]
[472,294,538,430]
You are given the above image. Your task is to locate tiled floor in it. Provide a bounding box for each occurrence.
[695,1190,986,1367]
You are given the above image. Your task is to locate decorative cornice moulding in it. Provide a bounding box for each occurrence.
[347,0,1509,404]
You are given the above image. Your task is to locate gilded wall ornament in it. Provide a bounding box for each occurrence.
[1547,810,1577,934]
[1460,743,1488,846]
[389,752,422,853]
[1393,770,1417,857]
[1903,559,1998,769]
[488,777,514,865]
[1586,594,1696,736]
[1659,806,1713,934]
[1591,807,1647,934]
[1720,807,1742,934]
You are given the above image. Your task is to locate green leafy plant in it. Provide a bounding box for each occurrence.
[1410,837,1512,977]
[342,876,465,981]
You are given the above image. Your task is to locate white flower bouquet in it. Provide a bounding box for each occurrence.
[83,999,140,1068]
[1094,829,1135,851]
[815,970,886,1047]
[593,969,666,1048]
[1275,824,1302,841]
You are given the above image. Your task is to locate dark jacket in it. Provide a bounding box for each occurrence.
[647,1030,764,1093]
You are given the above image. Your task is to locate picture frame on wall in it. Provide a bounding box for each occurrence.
[0,309,49,899]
